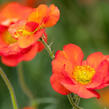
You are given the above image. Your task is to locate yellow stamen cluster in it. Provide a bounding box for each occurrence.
[73,65,95,85]
[14,29,32,38]
[3,31,17,44]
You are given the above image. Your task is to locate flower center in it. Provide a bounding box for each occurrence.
[14,29,32,38]
[3,31,17,44]
[73,65,95,85]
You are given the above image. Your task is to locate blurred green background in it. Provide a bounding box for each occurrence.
[0,0,109,109]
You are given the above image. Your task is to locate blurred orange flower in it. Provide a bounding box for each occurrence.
[23,107,35,109]
[50,44,109,98]
[98,88,109,107]
[0,2,60,66]
[28,4,60,27]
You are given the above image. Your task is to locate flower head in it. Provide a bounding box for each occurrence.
[27,4,60,27]
[50,44,109,98]
[0,3,60,66]
[23,107,35,109]
[98,88,109,107]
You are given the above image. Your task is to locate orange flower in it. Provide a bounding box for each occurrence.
[27,4,60,27]
[0,3,60,66]
[98,88,109,107]
[50,44,109,98]
[23,107,35,109]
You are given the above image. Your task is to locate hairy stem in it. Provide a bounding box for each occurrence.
[40,37,55,60]
[40,37,82,109]
[0,68,18,109]
[74,94,80,105]
[67,94,81,109]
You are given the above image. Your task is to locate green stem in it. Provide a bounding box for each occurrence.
[40,37,55,60]
[74,94,80,105]
[40,37,82,109]
[0,68,18,109]
[67,94,81,109]
[17,63,34,101]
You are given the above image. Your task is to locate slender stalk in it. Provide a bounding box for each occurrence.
[40,37,55,60]
[17,63,34,101]
[40,37,82,109]
[0,68,18,109]
[74,95,80,105]
[67,94,81,109]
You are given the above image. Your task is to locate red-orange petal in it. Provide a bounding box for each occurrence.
[62,83,99,98]
[23,44,38,61]
[1,55,22,66]
[18,29,45,48]
[87,60,109,89]
[44,4,60,27]
[25,22,39,32]
[50,74,70,95]
[18,35,35,48]
[0,2,33,25]
[50,67,74,95]
[86,52,105,69]
[52,50,73,77]
[50,64,75,95]
[28,4,48,23]
[105,55,109,62]
[63,44,84,66]
[28,4,60,27]
[0,25,8,45]
[1,44,39,66]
